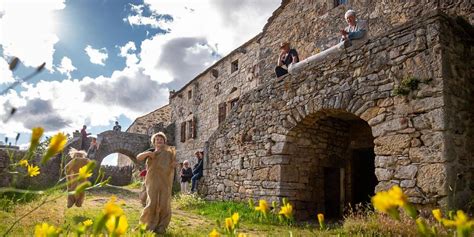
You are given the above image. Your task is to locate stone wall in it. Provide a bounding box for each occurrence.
[258,0,473,82]
[201,11,473,216]
[168,0,472,166]
[0,148,63,190]
[118,105,171,167]
[101,165,133,186]
[170,37,263,163]
[440,16,474,209]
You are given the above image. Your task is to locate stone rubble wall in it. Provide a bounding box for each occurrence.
[202,12,472,212]
[101,165,134,186]
[258,0,473,82]
[170,38,263,164]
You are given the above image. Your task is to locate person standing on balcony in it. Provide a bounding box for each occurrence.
[274,42,299,78]
[340,10,367,42]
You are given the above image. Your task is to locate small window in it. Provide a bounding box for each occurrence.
[188,90,192,100]
[180,122,186,142]
[231,60,239,73]
[334,0,347,7]
[230,98,239,110]
[211,69,219,78]
[218,102,227,125]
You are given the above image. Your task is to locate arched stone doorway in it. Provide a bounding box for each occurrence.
[282,109,376,219]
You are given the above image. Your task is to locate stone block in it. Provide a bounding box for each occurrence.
[417,164,447,195]
[374,134,411,155]
[394,165,418,179]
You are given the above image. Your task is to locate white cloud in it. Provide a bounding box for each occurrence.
[85,45,108,66]
[57,56,76,78]
[123,3,172,30]
[0,57,15,85]
[133,0,280,87]
[117,41,139,67]
[0,0,65,71]
[0,67,169,136]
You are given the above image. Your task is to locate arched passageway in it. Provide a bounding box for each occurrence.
[282,109,376,219]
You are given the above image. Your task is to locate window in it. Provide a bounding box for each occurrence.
[191,117,197,139]
[187,120,193,139]
[230,98,239,110]
[218,102,227,125]
[334,0,347,7]
[231,60,239,73]
[180,122,186,142]
[188,90,192,100]
[211,69,219,78]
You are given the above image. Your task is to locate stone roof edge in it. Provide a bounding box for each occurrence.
[125,104,171,132]
[170,0,290,99]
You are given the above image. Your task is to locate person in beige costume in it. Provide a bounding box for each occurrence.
[137,132,176,233]
[65,148,91,208]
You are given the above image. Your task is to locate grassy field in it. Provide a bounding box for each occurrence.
[0,185,426,236]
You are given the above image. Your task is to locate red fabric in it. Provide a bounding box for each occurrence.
[139,170,147,177]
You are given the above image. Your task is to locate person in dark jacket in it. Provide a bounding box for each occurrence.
[180,160,193,193]
[274,42,299,78]
[191,151,204,193]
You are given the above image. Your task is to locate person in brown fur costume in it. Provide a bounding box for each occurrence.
[65,148,91,208]
[137,132,176,234]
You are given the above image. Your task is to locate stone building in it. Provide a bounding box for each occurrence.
[130,0,473,218]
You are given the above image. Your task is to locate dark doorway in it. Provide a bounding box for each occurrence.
[324,167,341,218]
[351,148,377,205]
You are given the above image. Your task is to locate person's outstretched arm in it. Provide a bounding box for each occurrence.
[137,151,153,161]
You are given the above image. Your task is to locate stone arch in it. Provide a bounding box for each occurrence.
[93,131,150,167]
[63,130,151,174]
[277,109,376,219]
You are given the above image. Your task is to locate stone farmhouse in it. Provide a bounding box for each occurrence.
[119,0,473,218]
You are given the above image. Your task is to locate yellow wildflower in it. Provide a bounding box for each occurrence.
[232,212,240,225]
[225,217,234,232]
[19,159,29,167]
[255,200,269,215]
[442,210,473,228]
[34,222,61,237]
[42,133,67,163]
[27,164,40,177]
[83,219,93,227]
[372,185,407,213]
[106,215,128,236]
[209,228,220,237]
[279,203,293,219]
[432,209,443,222]
[317,213,325,230]
[29,127,44,153]
[237,233,249,237]
[78,164,93,179]
[103,196,124,217]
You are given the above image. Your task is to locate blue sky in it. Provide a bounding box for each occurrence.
[0,0,280,165]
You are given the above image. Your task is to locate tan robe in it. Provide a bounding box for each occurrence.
[65,157,90,208]
[139,145,176,233]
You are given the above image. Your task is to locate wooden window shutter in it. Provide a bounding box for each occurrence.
[218,102,227,125]
[192,117,197,138]
[187,120,193,139]
[180,122,186,142]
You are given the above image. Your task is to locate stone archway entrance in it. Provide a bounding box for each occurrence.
[282,109,376,219]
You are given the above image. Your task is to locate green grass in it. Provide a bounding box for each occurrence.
[0,187,439,236]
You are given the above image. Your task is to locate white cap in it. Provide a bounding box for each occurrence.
[345,9,356,19]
